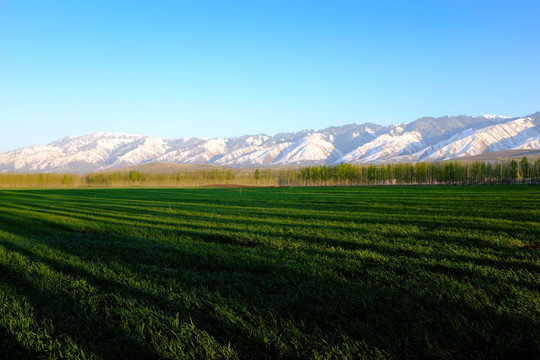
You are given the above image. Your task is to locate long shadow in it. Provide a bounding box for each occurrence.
[4,207,537,290]
[1,219,538,358]
[2,189,539,357]
[303,245,539,293]
[4,188,538,237]
[4,186,473,218]
[7,195,538,239]
[2,201,536,259]
[0,324,40,360]
[3,186,538,228]
[7,198,531,243]
[46,235,539,359]
[0,262,159,359]
[2,206,537,297]
[0,239,282,358]
[0,205,537,282]
[0,232,349,358]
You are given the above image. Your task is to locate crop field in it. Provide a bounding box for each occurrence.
[0,186,538,359]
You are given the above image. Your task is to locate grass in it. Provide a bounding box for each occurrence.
[0,186,538,359]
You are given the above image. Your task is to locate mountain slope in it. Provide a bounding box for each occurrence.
[1,113,539,172]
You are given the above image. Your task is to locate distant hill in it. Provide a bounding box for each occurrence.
[100,162,220,174]
[453,149,540,161]
[1,112,539,173]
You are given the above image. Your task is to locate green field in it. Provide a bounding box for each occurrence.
[0,186,538,359]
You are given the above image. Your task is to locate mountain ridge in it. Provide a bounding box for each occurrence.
[1,113,539,173]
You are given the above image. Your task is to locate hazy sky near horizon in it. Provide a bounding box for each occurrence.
[1,1,539,152]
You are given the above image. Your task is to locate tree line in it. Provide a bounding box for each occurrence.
[84,169,236,187]
[273,157,540,186]
[0,157,539,188]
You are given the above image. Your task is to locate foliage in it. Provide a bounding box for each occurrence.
[1,158,540,188]
[288,159,540,186]
[0,173,80,188]
[0,186,538,359]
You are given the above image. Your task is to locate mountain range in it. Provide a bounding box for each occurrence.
[1,113,539,173]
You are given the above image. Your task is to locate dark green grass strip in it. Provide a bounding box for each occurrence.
[0,186,538,359]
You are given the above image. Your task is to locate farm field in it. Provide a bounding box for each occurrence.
[0,186,538,359]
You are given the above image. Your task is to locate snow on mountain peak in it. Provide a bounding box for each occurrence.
[0,113,539,172]
[482,114,510,120]
[364,127,375,134]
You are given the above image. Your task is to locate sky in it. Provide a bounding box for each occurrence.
[1,1,539,152]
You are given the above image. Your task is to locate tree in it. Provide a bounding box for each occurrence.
[367,164,377,184]
[510,159,518,182]
[520,157,530,183]
[415,162,428,184]
[129,171,143,182]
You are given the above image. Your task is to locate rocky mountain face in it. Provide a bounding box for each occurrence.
[1,113,539,172]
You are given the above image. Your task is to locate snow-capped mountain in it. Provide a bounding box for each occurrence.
[1,113,539,172]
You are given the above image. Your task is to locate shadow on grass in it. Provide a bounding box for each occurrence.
[1,189,539,358]
[0,261,159,359]
[1,205,538,285]
[0,324,40,360]
[5,188,537,235]
[1,223,539,358]
[1,205,538,295]
[2,203,536,261]
[0,237,290,359]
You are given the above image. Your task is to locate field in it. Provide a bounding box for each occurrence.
[0,186,538,359]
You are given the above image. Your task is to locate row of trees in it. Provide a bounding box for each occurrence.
[84,169,237,187]
[1,158,539,188]
[0,173,80,188]
[274,157,540,186]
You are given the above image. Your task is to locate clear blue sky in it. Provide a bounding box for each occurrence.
[1,0,539,152]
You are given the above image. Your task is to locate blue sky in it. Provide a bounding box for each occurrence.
[1,1,539,152]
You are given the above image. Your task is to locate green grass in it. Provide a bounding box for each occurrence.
[0,186,538,359]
